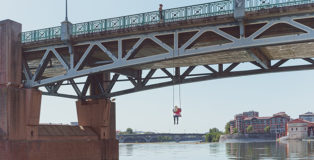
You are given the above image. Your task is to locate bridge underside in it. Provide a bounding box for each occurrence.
[21,4,314,99]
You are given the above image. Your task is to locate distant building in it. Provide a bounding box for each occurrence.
[70,122,78,126]
[230,111,259,134]
[243,111,259,118]
[271,112,290,134]
[287,119,314,139]
[299,112,314,122]
[229,111,290,136]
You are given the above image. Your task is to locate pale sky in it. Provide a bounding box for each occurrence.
[1,0,314,133]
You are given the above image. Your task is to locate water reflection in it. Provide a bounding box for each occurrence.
[120,141,314,160]
[209,143,221,155]
[125,144,134,156]
[225,141,314,159]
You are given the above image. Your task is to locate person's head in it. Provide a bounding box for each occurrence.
[159,4,163,9]
[174,105,178,109]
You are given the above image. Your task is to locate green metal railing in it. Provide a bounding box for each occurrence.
[21,0,314,43]
[246,0,314,11]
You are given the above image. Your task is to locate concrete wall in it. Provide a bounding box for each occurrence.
[287,123,308,140]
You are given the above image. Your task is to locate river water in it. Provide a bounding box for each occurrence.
[119,141,314,160]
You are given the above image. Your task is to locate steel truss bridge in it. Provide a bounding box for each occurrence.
[116,133,205,143]
[21,0,314,99]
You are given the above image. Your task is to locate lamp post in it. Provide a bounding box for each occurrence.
[61,0,72,42]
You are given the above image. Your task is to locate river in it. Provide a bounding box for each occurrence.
[119,141,314,159]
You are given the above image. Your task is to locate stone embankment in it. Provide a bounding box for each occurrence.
[219,134,276,143]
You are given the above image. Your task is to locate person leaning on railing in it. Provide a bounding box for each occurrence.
[159,4,164,22]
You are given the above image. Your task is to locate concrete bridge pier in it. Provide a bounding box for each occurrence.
[76,72,119,159]
[76,98,119,160]
[0,19,119,160]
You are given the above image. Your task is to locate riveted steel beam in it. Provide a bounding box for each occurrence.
[40,59,314,99]
[247,48,270,69]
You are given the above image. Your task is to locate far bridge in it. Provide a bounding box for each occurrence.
[117,133,206,143]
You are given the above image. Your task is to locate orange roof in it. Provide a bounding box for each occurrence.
[288,118,309,124]
[308,122,314,127]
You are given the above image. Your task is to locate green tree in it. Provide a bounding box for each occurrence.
[246,125,253,133]
[126,128,133,134]
[264,126,270,133]
[209,128,220,133]
[225,122,230,134]
[205,128,223,142]
[232,128,238,134]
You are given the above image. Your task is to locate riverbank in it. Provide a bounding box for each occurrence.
[219,134,276,143]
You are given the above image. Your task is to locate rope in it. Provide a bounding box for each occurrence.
[179,82,182,109]
[172,72,175,109]
[172,57,175,109]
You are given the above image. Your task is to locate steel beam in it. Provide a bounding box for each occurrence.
[112,68,140,78]
[247,48,270,69]
[142,69,157,86]
[272,59,288,68]
[106,64,314,98]
[40,59,314,99]
[224,63,240,72]
[203,65,217,73]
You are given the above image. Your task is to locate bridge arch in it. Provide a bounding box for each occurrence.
[120,136,149,143]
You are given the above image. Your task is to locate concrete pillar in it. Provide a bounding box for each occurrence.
[0,19,42,140]
[76,99,116,139]
[76,99,119,160]
[0,19,43,159]
[0,87,42,140]
[0,20,22,86]
[77,72,118,159]
[77,72,119,160]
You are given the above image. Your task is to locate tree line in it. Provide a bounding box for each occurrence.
[224,122,271,134]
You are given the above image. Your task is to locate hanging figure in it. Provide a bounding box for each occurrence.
[173,105,182,125]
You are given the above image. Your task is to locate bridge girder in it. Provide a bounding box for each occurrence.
[22,12,314,99]
[38,58,314,99]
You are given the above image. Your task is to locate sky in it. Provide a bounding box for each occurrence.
[1,0,314,133]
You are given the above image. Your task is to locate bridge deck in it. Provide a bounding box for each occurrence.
[18,1,314,98]
[23,3,314,78]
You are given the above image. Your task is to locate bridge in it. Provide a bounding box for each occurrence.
[117,133,205,143]
[1,0,314,159]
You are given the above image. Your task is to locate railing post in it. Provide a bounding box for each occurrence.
[48,28,51,39]
[142,13,145,25]
[104,19,107,31]
[33,30,37,42]
[123,16,126,29]
[163,10,166,22]
[234,0,246,38]
[185,6,188,20]
[87,22,91,33]
[90,21,94,33]
[61,20,73,42]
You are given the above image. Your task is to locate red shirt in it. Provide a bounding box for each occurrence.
[174,108,182,116]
